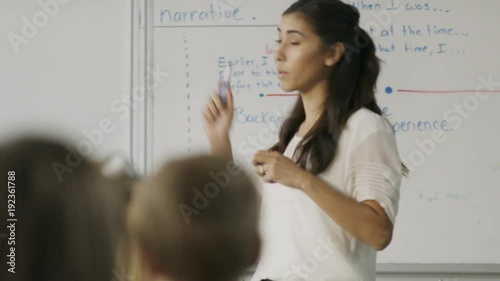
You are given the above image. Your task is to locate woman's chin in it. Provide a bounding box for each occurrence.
[279,83,295,93]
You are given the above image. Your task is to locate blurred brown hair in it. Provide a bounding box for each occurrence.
[128,155,260,281]
[0,136,124,281]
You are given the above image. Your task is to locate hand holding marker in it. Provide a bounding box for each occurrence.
[219,65,231,106]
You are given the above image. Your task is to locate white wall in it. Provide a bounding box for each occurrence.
[0,0,132,161]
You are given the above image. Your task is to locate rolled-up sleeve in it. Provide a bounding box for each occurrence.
[345,116,403,224]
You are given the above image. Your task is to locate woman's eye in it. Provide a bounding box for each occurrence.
[275,39,282,44]
[291,42,299,45]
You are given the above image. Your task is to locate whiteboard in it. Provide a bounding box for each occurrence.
[0,0,131,160]
[150,0,500,265]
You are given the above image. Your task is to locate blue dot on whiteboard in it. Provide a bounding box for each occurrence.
[259,93,264,97]
[385,86,393,94]
[253,17,256,20]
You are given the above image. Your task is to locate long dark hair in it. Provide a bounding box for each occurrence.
[271,0,387,174]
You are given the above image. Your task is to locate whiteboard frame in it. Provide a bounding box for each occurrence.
[131,0,154,176]
[377,264,500,275]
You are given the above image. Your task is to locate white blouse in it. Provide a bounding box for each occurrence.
[251,108,403,281]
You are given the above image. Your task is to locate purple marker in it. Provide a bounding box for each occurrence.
[219,65,231,105]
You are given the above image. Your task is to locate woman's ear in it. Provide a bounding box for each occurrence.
[324,42,346,67]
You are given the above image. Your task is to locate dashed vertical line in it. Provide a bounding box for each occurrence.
[183,34,192,153]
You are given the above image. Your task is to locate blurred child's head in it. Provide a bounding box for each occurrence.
[0,136,124,281]
[128,155,260,281]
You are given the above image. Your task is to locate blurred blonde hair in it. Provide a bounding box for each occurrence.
[127,155,260,281]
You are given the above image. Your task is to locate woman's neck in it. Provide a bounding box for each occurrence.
[297,82,328,136]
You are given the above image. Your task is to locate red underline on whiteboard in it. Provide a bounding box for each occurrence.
[398,89,500,94]
[153,25,277,28]
[266,94,299,97]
